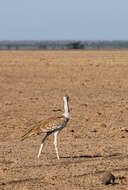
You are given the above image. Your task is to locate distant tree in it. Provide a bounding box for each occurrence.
[66,41,84,49]
[15,44,21,50]
[38,42,47,49]
[6,44,12,50]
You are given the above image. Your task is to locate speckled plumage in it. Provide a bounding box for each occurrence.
[21,115,69,140]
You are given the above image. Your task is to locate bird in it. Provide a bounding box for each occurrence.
[21,96,70,160]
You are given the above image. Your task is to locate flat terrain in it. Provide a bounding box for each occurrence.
[0,50,128,190]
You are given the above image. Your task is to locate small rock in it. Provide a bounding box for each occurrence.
[100,123,107,128]
[91,128,97,132]
[1,182,6,185]
[18,90,23,94]
[97,112,102,115]
[52,109,62,112]
[5,101,12,105]
[101,171,115,185]
[85,117,89,121]
[81,82,87,86]
[121,135,125,138]
[81,103,88,107]
[120,127,128,132]
[120,127,125,131]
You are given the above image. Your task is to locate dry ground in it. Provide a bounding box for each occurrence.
[0,50,128,190]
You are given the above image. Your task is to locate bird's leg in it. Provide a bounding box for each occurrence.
[54,131,60,160]
[37,133,49,158]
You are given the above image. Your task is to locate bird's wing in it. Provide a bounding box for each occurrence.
[41,115,66,132]
[21,115,66,141]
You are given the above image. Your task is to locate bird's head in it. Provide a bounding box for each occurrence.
[63,95,69,102]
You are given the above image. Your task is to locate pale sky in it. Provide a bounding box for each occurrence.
[0,0,128,40]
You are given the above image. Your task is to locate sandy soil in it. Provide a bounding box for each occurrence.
[0,50,128,190]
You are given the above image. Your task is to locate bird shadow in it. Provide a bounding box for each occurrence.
[60,152,122,160]
[60,154,102,159]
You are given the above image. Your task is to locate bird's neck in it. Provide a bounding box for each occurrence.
[63,100,70,119]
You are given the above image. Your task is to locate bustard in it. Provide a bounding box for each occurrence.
[21,96,70,160]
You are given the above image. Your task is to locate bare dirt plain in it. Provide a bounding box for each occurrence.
[0,50,128,190]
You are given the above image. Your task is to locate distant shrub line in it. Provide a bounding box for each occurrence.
[0,40,128,50]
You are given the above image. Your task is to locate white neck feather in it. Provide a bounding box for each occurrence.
[63,97,70,119]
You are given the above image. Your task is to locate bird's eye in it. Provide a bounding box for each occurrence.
[67,96,69,100]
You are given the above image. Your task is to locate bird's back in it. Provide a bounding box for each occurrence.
[21,115,68,141]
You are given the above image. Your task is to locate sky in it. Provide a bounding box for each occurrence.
[0,0,128,41]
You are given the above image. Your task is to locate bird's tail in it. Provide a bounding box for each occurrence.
[21,127,34,141]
